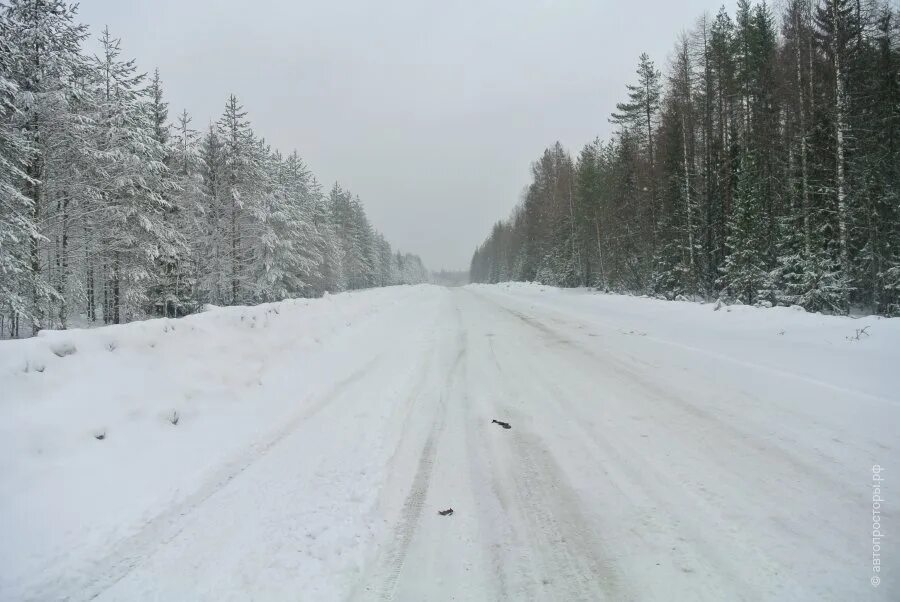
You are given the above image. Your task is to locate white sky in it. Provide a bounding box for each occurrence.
[79,0,740,270]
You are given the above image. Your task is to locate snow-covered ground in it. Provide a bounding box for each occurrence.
[1,283,897,601]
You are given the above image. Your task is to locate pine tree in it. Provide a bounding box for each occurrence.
[611,53,662,250]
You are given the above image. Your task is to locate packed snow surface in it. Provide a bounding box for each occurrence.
[1,283,898,600]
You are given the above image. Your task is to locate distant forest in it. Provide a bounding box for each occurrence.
[471,0,899,316]
[431,270,469,287]
[0,1,428,338]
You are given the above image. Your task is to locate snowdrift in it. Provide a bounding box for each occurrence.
[0,286,431,599]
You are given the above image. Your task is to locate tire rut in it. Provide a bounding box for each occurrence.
[43,358,384,602]
[362,313,467,601]
[492,299,854,502]
[466,296,625,600]
[508,429,626,601]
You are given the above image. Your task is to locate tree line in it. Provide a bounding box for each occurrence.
[470,0,899,316]
[0,0,428,338]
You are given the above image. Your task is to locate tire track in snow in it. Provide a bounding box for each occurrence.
[509,430,625,601]
[477,295,755,600]
[475,291,866,598]
[444,291,633,602]
[484,373,625,597]
[494,299,856,502]
[40,358,383,602]
[363,310,467,601]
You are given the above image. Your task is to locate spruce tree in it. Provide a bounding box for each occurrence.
[719,152,771,304]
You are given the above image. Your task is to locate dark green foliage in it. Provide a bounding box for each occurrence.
[471,0,899,316]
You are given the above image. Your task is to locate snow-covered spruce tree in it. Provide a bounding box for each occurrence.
[279,150,324,296]
[217,94,258,305]
[772,194,851,315]
[842,1,900,314]
[309,177,342,295]
[395,252,429,285]
[771,173,809,308]
[719,151,772,305]
[373,232,394,287]
[166,109,205,313]
[0,31,35,337]
[251,148,321,301]
[212,95,297,306]
[328,182,351,291]
[240,136,274,302]
[2,0,89,333]
[653,35,701,299]
[47,55,104,330]
[814,0,855,308]
[90,28,174,324]
[196,124,229,305]
[144,69,188,317]
[347,195,377,290]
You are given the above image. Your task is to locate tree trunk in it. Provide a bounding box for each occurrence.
[832,0,850,296]
[594,215,605,287]
[113,252,121,324]
[231,194,239,304]
[27,156,43,336]
[796,5,812,255]
[682,110,696,280]
[59,194,69,328]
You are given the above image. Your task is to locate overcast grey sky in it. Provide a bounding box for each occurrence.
[79,0,738,271]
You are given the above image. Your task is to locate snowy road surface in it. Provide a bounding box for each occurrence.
[2,284,898,601]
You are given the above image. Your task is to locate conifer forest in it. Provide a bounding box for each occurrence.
[0,1,428,338]
[471,0,900,316]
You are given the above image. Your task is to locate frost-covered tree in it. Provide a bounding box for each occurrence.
[91,28,174,323]
[2,4,427,338]
[218,94,258,305]
[0,32,34,336]
[163,109,205,313]
[252,149,321,300]
[308,177,342,295]
[144,69,188,317]
[2,0,89,333]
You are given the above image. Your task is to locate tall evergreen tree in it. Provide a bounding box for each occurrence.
[471,0,897,317]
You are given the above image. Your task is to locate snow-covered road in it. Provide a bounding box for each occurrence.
[2,284,898,601]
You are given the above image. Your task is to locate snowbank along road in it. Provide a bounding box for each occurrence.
[1,283,898,601]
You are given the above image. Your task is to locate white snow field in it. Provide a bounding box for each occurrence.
[1,283,898,601]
